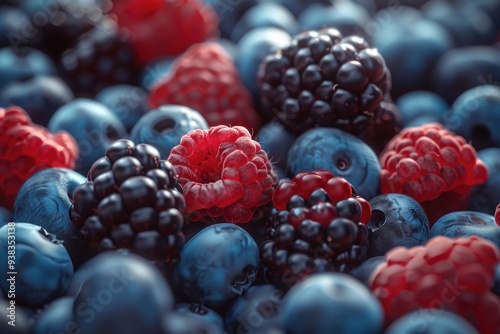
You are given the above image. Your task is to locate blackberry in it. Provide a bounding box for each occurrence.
[19,0,106,61]
[61,20,140,97]
[69,139,186,268]
[257,28,392,136]
[261,171,370,290]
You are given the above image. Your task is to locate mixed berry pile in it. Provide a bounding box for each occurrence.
[0,0,500,333]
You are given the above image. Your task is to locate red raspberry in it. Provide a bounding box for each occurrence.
[167,125,274,223]
[370,235,500,334]
[272,170,371,225]
[110,0,218,65]
[380,123,488,224]
[149,42,261,132]
[0,106,78,209]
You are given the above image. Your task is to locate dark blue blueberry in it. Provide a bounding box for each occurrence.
[0,223,73,308]
[175,303,224,331]
[432,46,500,104]
[443,85,500,151]
[224,284,283,334]
[0,207,11,227]
[422,0,496,47]
[385,309,479,334]
[256,121,297,172]
[162,310,223,334]
[298,2,371,38]
[0,295,32,333]
[373,18,453,99]
[140,56,176,90]
[32,296,75,334]
[281,273,383,334]
[0,75,74,126]
[69,251,173,334]
[396,91,448,128]
[286,127,380,200]
[130,105,208,160]
[0,47,56,90]
[95,85,149,132]
[430,211,500,249]
[204,0,258,39]
[348,256,385,287]
[230,3,297,42]
[0,6,42,50]
[236,27,291,116]
[367,194,429,257]
[12,168,93,268]
[469,148,500,214]
[174,223,260,309]
[48,98,127,175]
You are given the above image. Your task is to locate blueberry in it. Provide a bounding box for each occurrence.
[230,3,297,42]
[431,46,500,104]
[385,309,479,334]
[443,85,500,151]
[256,121,297,172]
[236,27,291,115]
[298,2,371,38]
[162,310,223,334]
[373,18,453,99]
[0,207,11,227]
[130,105,208,159]
[140,57,176,90]
[48,98,127,175]
[204,0,258,39]
[469,148,500,214]
[174,223,260,309]
[0,75,74,127]
[69,251,174,334]
[422,0,496,47]
[286,127,380,200]
[31,297,75,334]
[430,211,500,249]
[396,90,448,128]
[95,85,149,132]
[0,6,42,50]
[224,284,284,334]
[175,303,224,332]
[0,47,56,90]
[348,256,385,287]
[0,223,73,308]
[367,194,430,257]
[281,273,383,334]
[12,168,93,267]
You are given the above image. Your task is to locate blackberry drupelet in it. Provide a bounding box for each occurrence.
[257,28,392,136]
[261,170,371,290]
[61,20,140,97]
[69,139,186,268]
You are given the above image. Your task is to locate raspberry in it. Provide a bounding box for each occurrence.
[257,28,393,137]
[262,170,371,290]
[380,123,488,223]
[370,235,500,334]
[149,42,261,132]
[61,20,140,97]
[495,204,500,227]
[0,106,78,209]
[167,125,274,224]
[110,0,218,65]
[69,139,186,267]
